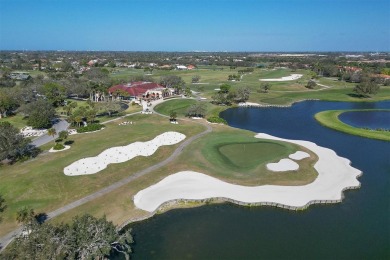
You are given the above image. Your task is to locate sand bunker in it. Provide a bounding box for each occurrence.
[64,132,186,176]
[267,151,310,172]
[289,151,310,160]
[134,133,361,212]
[267,158,299,171]
[260,74,302,81]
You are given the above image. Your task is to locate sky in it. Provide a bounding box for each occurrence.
[0,0,389,52]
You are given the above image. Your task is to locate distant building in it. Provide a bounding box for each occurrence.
[9,72,31,80]
[108,81,172,100]
[176,65,187,70]
[187,64,196,70]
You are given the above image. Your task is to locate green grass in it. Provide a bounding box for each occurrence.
[173,126,319,186]
[0,114,205,237]
[315,109,390,141]
[154,99,197,117]
[0,114,28,129]
[218,142,290,169]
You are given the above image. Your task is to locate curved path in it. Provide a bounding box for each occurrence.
[0,106,212,251]
[31,119,70,147]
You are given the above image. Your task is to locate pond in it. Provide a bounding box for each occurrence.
[126,101,390,259]
[339,110,390,130]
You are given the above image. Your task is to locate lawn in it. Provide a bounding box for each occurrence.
[192,127,318,186]
[154,99,197,117]
[0,113,205,237]
[0,114,28,129]
[315,109,390,141]
[218,142,290,169]
[49,123,319,230]
[154,98,225,119]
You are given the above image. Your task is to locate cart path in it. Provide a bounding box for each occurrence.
[0,111,212,251]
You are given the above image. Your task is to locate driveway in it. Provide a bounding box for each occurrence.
[31,119,70,147]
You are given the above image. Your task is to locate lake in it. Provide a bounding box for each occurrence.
[127,101,390,259]
[339,110,390,130]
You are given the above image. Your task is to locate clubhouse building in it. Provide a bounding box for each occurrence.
[108,81,173,101]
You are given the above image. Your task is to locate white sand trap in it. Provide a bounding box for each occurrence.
[267,159,299,172]
[134,133,361,212]
[289,151,310,160]
[260,74,302,82]
[64,132,186,176]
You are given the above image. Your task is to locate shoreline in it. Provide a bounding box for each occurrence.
[120,133,362,229]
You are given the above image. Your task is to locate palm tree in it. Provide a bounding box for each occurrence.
[58,130,68,142]
[170,111,177,122]
[16,207,35,225]
[47,127,57,142]
[75,116,83,127]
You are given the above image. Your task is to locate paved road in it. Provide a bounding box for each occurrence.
[31,119,70,147]
[0,109,212,251]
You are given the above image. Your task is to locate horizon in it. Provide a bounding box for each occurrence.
[0,0,389,52]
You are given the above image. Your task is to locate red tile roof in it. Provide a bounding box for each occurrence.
[108,82,163,97]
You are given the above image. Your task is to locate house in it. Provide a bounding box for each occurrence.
[176,65,187,70]
[9,72,31,80]
[108,82,170,100]
[187,64,196,70]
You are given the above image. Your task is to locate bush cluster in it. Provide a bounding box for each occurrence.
[76,123,104,133]
[53,143,65,150]
[207,116,227,124]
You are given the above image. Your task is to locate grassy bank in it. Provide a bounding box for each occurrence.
[314,110,390,141]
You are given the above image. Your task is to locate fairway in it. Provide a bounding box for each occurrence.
[0,114,205,237]
[218,142,288,169]
[154,98,197,117]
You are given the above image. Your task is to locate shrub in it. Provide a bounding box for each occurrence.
[76,124,104,133]
[53,143,65,150]
[207,116,227,124]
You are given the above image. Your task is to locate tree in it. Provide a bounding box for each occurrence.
[160,75,185,94]
[16,207,35,226]
[306,80,317,89]
[0,122,36,162]
[259,83,271,93]
[187,103,206,118]
[235,87,250,102]
[0,194,6,223]
[97,101,122,117]
[353,81,380,97]
[219,84,231,94]
[63,101,77,116]
[40,82,67,107]
[192,75,201,83]
[21,99,56,129]
[86,109,97,124]
[2,214,133,259]
[75,115,83,127]
[70,215,133,259]
[170,111,177,121]
[47,128,57,143]
[58,130,68,142]
[184,87,192,97]
[0,90,18,118]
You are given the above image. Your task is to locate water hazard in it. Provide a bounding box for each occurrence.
[339,110,390,130]
[126,101,390,259]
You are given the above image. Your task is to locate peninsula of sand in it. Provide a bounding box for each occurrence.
[134,133,361,212]
[64,132,186,176]
[260,74,302,81]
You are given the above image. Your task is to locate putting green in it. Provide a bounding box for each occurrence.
[218,142,288,169]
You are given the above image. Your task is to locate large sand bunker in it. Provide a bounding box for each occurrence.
[260,74,302,81]
[134,133,361,212]
[64,132,186,176]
